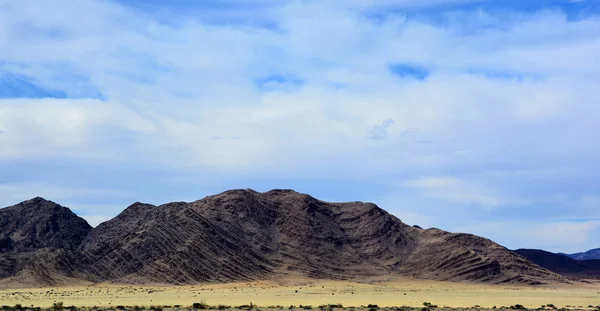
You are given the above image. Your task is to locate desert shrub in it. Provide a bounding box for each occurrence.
[193,302,209,310]
[116,306,125,310]
[53,302,64,310]
[510,305,526,310]
[367,305,379,309]
[218,306,230,310]
[423,303,437,309]
[133,306,142,311]
[300,306,312,310]
[546,305,556,309]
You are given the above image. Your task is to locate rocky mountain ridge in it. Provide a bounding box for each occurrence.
[0,189,566,287]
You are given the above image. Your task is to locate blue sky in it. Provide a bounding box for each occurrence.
[1,0,599,253]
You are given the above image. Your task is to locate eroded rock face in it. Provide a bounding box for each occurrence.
[0,190,566,286]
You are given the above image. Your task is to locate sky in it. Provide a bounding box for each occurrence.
[0,0,599,254]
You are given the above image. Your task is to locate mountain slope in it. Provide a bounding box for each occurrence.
[565,248,600,260]
[514,249,600,279]
[0,190,566,286]
[81,201,274,284]
[400,230,558,284]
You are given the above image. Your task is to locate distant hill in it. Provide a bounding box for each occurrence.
[1,190,566,287]
[514,249,600,279]
[563,248,600,260]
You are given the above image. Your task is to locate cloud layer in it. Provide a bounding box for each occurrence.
[1,0,599,252]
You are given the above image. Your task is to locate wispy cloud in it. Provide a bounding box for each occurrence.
[403,176,530,208]
[367,118,395,140]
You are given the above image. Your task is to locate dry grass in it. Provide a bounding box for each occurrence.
[0,278,599,309]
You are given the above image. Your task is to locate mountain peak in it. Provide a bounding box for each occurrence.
[16,196,57,206]
[0,198,92,253]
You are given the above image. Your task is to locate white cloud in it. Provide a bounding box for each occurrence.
[0,1,598,179]
[0,2,598,177]
[1,0,600,251]
[403,176,529,208]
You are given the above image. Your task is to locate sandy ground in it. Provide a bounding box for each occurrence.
[1,279,599,309]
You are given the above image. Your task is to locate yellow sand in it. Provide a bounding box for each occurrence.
[1,279,599,309]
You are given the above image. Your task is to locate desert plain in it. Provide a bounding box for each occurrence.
[1,278,599,309]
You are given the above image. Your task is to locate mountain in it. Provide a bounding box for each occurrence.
[0,197,92,252]
[514,249,600,279]
[0,197,97,287]
[564,248,600,260]
[0,190,566,287]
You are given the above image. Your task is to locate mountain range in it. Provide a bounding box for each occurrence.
[514,249,600,280]
[563,248,600,261]
[0,189,576,287]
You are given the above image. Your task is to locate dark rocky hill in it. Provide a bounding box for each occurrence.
[0,198,96,286]
[0,197,92,252]
[0,190,566,286]
[514,249,600,279]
